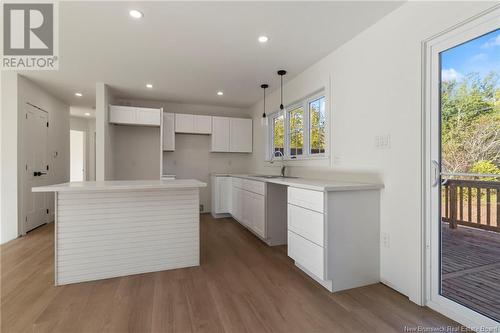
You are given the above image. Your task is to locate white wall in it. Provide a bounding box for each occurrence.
[95,83,114,181]
[113,98,253,212]
[0,74,70,243]
[249,1,497,304]
[70,115,96,181]
[112,125,160,180]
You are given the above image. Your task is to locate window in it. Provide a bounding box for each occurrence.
[288,106,304,157]
[268,92,327,160]
[271,113,284,156]
[309,96,326,155]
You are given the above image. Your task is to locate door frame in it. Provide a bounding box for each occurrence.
[422,5,500,328]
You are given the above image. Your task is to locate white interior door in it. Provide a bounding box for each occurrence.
[23,104,49,233]
[424,8,499,329]
[70,130,86,181]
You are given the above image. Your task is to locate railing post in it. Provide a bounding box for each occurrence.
[449,184,457,229]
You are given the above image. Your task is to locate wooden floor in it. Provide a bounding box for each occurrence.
[1,215,458,333]
[441,223,500,321]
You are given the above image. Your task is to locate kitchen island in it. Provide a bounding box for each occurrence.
[33,179,206,285]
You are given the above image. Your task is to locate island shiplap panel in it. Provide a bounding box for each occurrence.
[56,188,200,285]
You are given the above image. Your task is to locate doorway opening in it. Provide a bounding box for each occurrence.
[70,130,86,181]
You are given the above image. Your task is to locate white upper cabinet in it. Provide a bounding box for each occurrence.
[174,114,195,133]
[109,105,160,126]
[230,118,252,153]
[194,115,212,134]
[175,114,212,134]
[162,113,175,151]
[211,117,252,153]
[211,117,230,152]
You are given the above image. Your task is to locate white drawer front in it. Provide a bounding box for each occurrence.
[288,204,324,246]
[232,177,243,189]
[288,231,324,279]
[288,187,324,213]
[242,179,265,195]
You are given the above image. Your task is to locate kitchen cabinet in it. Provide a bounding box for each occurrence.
[287,186,380,292]
[230,177,265,238]
[229,118,252,153]
[194,115,212,134]
[210,117,252,153]
[175,114,212,134]
[211,175,232,218]
[109,105,161,127]
[162,113,175,151]
[211,117,230,152]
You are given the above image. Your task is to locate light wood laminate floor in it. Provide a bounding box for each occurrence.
[1,214,459,333]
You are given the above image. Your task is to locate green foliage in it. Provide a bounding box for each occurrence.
[470,160,500,180]
[441,71,500,174]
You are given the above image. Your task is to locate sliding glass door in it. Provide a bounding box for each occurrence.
[425,8,499,329]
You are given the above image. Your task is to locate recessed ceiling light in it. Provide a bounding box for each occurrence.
[84,112,91,116]
[146,83,153,89]
[129,10,143,19]
[75,92,82,97]
[217,91,223,96]
[258,36,269,43]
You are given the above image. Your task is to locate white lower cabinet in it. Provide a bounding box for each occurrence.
[229,178,266,239]
[287,186,381,293]
[211,175,232,217]
[288,231,324,279]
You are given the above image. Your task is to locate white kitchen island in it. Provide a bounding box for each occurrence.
[32,179,206,285]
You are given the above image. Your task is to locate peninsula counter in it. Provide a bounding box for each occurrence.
[33,179,206,285]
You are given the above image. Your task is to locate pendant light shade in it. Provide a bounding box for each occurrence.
[277,70,287,117]
[260,84,269,127]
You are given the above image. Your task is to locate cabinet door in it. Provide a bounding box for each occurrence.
[219,177,232,213]
[175,114,194,133]
[162,113,175,151]
[211,117,230,152]
[136,108,160,126]
[252,193,266,238]
[231,186,239,219]
[230,118,252,152]
[194,115,212,134]
[109,105,136,125]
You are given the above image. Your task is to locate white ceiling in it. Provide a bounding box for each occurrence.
[70,106,95,119]
[22,1,403,109]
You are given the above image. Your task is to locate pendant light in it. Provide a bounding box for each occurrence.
[260,84,269,127]
[277,70,287,117]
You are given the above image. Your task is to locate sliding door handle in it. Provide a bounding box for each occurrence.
[431,160,440,187]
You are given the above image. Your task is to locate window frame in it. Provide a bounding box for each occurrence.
[267,91,328,161]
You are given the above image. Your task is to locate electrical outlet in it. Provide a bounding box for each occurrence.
[382,232,390,248]
[374,134,391,150]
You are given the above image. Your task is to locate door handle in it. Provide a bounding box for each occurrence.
[431,160,440,187]
[33,171,47,177]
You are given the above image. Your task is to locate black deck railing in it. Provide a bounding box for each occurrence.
[442,178,500,232]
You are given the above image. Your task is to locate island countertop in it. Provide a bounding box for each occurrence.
[32,179,207,193]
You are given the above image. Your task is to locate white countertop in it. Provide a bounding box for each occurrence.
[211,174,383,192]
[32,179,207,193]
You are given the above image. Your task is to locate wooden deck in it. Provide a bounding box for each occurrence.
[441,223,500,321]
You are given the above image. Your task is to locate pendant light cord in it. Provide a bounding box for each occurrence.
[280,75,283,110]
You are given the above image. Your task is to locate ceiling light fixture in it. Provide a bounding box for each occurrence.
[84,112,91,116]
[146,83,153,89]
[129,10,143,19]
[260,84,269,127]
[258,36,269,43]
[217,91,223,96]
[75,92,83,97]
[277,69,287,114]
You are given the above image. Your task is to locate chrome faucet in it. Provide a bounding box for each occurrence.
[273,151,286,177]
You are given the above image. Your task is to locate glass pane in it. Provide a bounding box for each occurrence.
[289,107,304,156]
[310,96,326,154]
[439,28,500,322]
[273,114,284,156]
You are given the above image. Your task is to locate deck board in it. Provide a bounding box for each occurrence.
[441,223,500,322]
